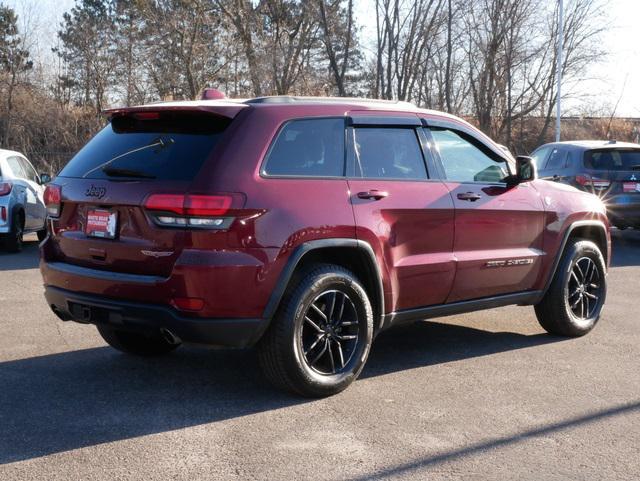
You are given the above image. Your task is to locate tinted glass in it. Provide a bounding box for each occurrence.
[545,148,567,170]
[353,128,427,179]
[59,112,229,180]
[7,157,25,179]
[431,128,508,182]
[263,118,345,176]
[584,149,640,171]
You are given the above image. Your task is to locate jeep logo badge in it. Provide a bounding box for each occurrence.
[85,185,106,199]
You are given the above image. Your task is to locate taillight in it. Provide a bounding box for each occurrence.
[576,175,610,190]
[44,184,62,217]
[143,193,234,229]
[0,182,12,196]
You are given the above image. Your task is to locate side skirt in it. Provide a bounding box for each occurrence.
[381,290,543,330]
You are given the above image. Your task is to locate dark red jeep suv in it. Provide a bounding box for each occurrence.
[40,94,611,397]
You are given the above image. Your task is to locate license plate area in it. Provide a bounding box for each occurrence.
[86,208,118,239]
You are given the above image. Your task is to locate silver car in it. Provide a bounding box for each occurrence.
[0,149,49,252]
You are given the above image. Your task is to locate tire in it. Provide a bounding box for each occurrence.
[97,324,180,356]
[258,264,374,397]
[4,211,24,253]
[37,228,48,242]
[535,239,607,337]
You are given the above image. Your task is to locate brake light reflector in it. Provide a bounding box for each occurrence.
[1,206,6,222]
[44,184,62,217]
[172,297,205,311]
[0,182,12,196]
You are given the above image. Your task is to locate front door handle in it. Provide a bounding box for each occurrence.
[357,190,389,200]
[457,192,482,202]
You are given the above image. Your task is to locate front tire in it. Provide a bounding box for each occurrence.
[258,264,374,397]
[535,239,607,337]
[97,325,180,356]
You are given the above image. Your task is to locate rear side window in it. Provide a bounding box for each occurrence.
[263,118,345,177]
[353,128,427,179]
[531,146,552,169]
[584,149,640,171]
[59,112,230,180]
[545,148,568,170]
[19,157,40,183]
[7,157,25,179]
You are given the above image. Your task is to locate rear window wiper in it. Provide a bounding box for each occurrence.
[101,167,156,179]
[81,137,174,178]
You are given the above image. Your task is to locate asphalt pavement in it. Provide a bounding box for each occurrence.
[0,231,638,480]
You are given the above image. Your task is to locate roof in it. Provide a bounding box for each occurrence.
[0,149,24,158]
[539,140,640,151]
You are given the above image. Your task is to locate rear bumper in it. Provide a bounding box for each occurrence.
[606,199,640,226]
[44,285,269,348]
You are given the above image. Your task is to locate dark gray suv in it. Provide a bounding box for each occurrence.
[532,140,640,229]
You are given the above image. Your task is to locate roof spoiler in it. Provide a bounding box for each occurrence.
[103,101,247,121]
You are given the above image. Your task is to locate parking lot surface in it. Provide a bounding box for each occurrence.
[0,231,638,480]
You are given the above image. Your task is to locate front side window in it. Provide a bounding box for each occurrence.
[353,127,427,180]
[263,118,345,177]
[430,128,509,183]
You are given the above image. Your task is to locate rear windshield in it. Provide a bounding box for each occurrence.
[59,112,230,180]
[584,149,640,171]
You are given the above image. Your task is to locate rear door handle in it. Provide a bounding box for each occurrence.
[357,190,388,200]
[457,192,482,202]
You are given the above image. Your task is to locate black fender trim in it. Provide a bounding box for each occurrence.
[536,220,609,303]
[262,239,385,329]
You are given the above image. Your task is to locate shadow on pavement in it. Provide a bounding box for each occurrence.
[0,238,40,271]
[0,321,560,464]
[610,228,640,267]
[362,320,559,379]
[345,400,640,480]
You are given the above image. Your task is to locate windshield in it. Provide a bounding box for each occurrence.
[59,112,230,180]
[584,149,640,171]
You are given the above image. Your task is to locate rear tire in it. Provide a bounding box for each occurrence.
[4,212,24,253]
[535,239,606,337]
[258,264,374,397]
[97,325,180,356]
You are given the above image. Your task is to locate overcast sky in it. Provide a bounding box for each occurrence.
[5,0,640,117]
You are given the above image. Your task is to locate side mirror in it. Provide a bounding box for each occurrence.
[40,173,52,185]
[516,156,536,183]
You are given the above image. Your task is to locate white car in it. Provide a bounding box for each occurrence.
[0,149,49,252]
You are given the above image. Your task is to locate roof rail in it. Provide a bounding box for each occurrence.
[244,95,416,107]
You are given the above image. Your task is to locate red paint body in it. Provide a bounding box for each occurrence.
[39,100,611,345]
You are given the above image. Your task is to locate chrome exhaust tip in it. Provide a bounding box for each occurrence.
[160,328,181,345]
